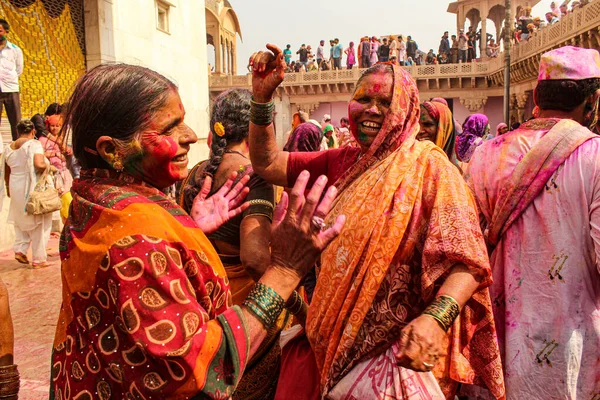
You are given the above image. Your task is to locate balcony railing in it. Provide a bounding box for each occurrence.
[209,62,491,88]
[210,1,600,89]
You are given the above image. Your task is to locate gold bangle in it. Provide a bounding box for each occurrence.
[422,295,460,331]
[248,199,275,209]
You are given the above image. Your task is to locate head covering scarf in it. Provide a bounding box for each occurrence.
[456,113,490,162]
[421,101,458,164]
[283,122,322,152]
[496,122,508,136]
[307,64,504,398]
[45,114,63,130]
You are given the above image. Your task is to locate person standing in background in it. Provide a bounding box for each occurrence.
[316,40,325,68]
[406,35,418,61]
[369,36,379,66]
[332,38,343,70]
[0,20,23,141]
[378,38,390,62]
[360,36,371,68]
[439,31,450,59]
[283,44,292,65]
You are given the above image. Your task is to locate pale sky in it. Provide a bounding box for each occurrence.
[218,0,554,73]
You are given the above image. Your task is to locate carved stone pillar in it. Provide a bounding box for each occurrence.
[460,96,488,113]
[516,92,530,123]
[480,16,488,57]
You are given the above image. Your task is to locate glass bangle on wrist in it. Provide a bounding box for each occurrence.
[422,295,460,331]
[285,290,308,316]
[242,282,285,330]
[250,97,275,126]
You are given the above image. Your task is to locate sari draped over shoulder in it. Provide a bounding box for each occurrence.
[51,170,249,400]
[422,101,459,166]
[305,65,505,399]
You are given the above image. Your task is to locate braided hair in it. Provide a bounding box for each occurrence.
[182,88,251,211]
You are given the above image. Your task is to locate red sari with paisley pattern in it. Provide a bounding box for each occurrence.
[50,169,248,400]
[302,65,505,399]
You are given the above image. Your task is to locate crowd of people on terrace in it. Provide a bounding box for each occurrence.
[280,0,595,73]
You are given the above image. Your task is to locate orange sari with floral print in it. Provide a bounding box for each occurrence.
[305,65,505,399]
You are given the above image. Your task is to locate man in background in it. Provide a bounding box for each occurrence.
[316,40,325,68]
[283,44,292,65]
[439,31,450,59]
[332,38,343,70]
[378,38,390,63]
[296,44,308,69]
[406,35,418,61]
[0,19,23,141]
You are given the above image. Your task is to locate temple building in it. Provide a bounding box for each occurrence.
[208,0,600,147]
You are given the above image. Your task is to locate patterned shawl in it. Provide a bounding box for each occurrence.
[456,114,490,162]
[422,100,459,165]
[51,170,249,399]
[284,122,323,152]
[306,65,505,399]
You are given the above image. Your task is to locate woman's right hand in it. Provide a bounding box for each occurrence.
[269,171,346,280]
[249,44,286,103]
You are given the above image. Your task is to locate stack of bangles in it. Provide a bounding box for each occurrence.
[422,295,460,331]
[243,283,285,330]
[250,97,275,126]
[0,365,19,400]
[242,284,309,330]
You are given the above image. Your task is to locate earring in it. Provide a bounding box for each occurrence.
[113,156,124,172]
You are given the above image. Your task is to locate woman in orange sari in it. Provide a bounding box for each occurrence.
[248,45,505,399]
[418,101,459,166]
[49,64,345,399]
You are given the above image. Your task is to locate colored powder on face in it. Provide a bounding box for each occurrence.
[358,131,369,143]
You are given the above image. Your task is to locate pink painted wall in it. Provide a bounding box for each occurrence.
[311,102,349,127]
[483,96,504,134]
[450,96,504,134]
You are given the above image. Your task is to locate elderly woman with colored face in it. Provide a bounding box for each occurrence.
[248,45,505,399]
[418,101,459,166]
[49,64,344,399]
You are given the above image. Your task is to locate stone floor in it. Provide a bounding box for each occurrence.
[0,235,62,400]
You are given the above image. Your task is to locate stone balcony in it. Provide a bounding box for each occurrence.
[210,61,495,102]
[210,0,600,104]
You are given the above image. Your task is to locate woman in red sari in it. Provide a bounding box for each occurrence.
[50,64,345,399]
[248,45,505,399]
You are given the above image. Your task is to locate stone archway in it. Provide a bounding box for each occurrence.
[205,0,241,76]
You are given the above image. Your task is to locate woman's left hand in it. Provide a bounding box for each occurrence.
[395,314,447,372]
[191,171,250,234]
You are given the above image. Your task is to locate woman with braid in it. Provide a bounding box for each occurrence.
[179,88,293,400]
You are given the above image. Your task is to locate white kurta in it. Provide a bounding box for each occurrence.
[466,122,600,400]
[3,139,52,262]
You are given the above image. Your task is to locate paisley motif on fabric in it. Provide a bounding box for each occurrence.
[184,259,198,277]
[86,350,101,374]
[113,257,145,281]
[114,235,139,249]
[140,287,169,310]
[145,320,177,345]
[96,380,112,400]
[166,340,192,357]
[122,342,147,366]
[52,361,61,382]
[149,250,168,277]
[95,288,110,309]
[98,325,119,355]
[71,360,86,381]
[181,311,201,340]
[72,390,93,400]
[143,372,167,391]
[105,362,123,383]
[66,335,74,355]
[121,298,140,334]
[99,254,110,271]
[107,279,118,305]
[164,359,186,381]
[166,246,183,268]
[170,279,191,305]
[85,306,101,329]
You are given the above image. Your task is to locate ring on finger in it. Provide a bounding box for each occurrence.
[311,216,326,231]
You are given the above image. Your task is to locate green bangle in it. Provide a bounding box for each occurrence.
[250,98,275,126]
[422,295,460,331]
[242,282,285,329]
